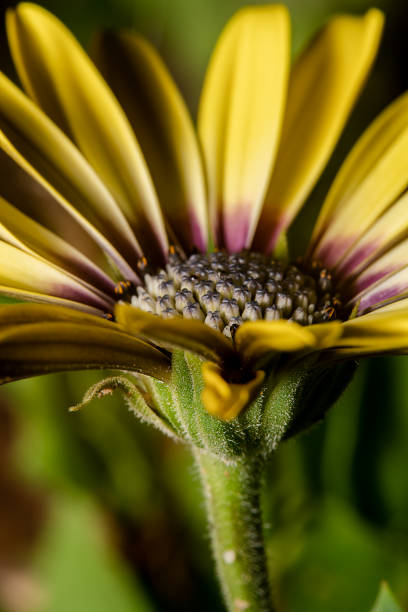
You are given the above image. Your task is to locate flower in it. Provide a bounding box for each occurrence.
[1,2,408,438]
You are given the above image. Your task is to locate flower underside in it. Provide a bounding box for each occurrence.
[115,249,346,339]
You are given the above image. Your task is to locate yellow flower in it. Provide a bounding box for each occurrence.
[1,3,407,427]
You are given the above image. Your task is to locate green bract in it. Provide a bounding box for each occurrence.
[74,351,357,461]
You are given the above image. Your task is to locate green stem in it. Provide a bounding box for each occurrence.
[193,448,274,612]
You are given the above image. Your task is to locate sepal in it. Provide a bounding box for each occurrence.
[169,350,249,460]
[165,351,357,460]
[258,357,357,456]
[72,355,357,462]
[70,374,179,440]
[283,359,357,440]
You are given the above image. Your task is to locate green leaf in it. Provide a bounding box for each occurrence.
[370,583,404,612]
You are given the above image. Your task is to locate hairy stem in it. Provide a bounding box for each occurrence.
[193,448,274,612]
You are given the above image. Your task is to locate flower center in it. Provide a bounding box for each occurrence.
[117,250,343,338]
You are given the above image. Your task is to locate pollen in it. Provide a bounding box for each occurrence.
[118,250,344,338]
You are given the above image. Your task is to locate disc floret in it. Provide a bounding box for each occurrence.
[118,250,344,338]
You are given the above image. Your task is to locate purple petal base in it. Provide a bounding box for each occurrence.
[357,283,408,312]
[55,283,114,312]
[222,206,251,253]
[188,211,208,253]
[314,235,355,270]
[251,213,289,255]
[336,240,380,279]
[353,266,398,294]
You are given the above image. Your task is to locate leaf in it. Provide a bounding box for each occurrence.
[370,582,404,612]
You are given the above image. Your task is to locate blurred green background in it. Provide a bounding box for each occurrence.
[0,0,408,610]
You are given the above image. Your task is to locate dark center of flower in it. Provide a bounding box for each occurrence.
[116,250,344,338]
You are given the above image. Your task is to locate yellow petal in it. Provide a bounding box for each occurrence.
[115,303,236,364]
[198,5,290,250]
[362,297,408,316]
[93,31,208,253]
[201,362,264,421]
[235,320,317,366]
[0,302,116,327]
[312,90,408,267]
[0,128,138,281]
[0,285,107,316]
[350,239,408,298]
[306,321,344,348]
[0,303,171,382]
[7,3,168,262]
[0,241,112,311]
[0,195,114,294]
[0,318,171,382]
[332,311,408,355]
[0,71,141,268]
[350,265,408,313]
[336,191,408,279]
[254,9,383,253]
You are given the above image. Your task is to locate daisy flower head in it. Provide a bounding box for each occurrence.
[1,2,407,455]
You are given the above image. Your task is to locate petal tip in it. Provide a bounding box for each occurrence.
[201,362,265,421]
